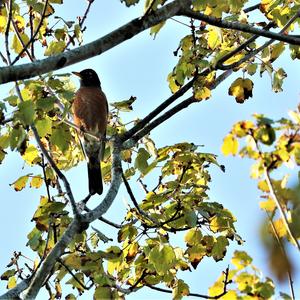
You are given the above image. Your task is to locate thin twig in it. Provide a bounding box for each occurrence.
[120,78,196,142]
[57,258,93,290]
[268,213,295,300]
[11,0,49,65]
[252,136,300,252]
[217,10,300,70]
[41,154,52,201]
[4,0,13,65]
[264,169,300,251]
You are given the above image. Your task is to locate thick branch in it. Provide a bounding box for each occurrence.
[0,0,191,84]
[23,219,81,299]
[180,8,300,45]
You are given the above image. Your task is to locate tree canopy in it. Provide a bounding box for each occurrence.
[0,0,300,299]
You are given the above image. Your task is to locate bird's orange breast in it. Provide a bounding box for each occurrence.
[72,87,108,136]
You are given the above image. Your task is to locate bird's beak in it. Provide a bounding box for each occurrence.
[72,71,81,78]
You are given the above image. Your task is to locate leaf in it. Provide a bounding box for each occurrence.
[184,228,202,246]
[17,100,35,125]
[186,244,206,269]
[11,33,30,54]
[231,250,252,270]
[94,287,113,300]
[221,134,239,156]
[121,0,140,6]
[7,276,16,289]
[272,218,287,238]
[44,40,66,56]
[10,175,29,191]
[134,148,151,175]
[150,21,166,38]
[194,86,211,100]
[149,245,176,275]
[212,236,229,262]
[0,269,16,280]
[207,26,222,50]
[228,78,253,103]
[259,197,276,213]
[50,124,71,153]
[35,118,52,137]
[30,176,43,189]
[272,68,287,93]
[22,144,40,165]
[110,96,136,112]
[49,0,63,3]
[173,279,190,300]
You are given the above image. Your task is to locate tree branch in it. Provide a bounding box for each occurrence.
[0,0,192,84]
[120,78,195,142]
[217,10,300,70]
[180,8,300,45]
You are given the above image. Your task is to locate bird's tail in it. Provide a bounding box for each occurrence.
[87,156,103,195]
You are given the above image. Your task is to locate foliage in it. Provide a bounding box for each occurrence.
[0,0,299,299]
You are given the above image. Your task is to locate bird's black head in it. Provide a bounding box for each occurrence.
[72,69,101,87]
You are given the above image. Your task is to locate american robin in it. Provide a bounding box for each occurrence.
[72,69,108,195]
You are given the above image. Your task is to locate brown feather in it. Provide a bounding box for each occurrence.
[72,85,108,195]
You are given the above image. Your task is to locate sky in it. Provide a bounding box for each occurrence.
[0,0,300,298]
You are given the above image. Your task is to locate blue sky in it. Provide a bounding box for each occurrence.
[1,0,300,298]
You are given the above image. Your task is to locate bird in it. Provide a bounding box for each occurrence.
[72,69,108,195]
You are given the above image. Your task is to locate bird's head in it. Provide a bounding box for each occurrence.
[72,69,101,88]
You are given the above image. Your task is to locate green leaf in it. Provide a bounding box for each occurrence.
[184,228,202,246]
[150,21,166,38]
[35,118,52,137]
[231,250,252,270]
[134,148,151,174]
[50,124,71,153]
[44,40,66,56]
[173,279,190,300]
[36,97,55,112]
[149,245,176,275]
[121,0,140,7]
[272,68,287,93]
[49,0,63,3]
[110,96,136,112]
[211,236,229,262]
[0,269,16,280]
[17,101,35,125]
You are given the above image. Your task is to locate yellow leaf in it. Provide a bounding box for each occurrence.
[221,134,239,156]
[228,78,253,103]
[11,33,30,54]
[194,86,211,100]
[22,144,40,165]
[30,176,43,189]
[7,276,16,289]
[260,197,276,213]
[10,175,29,191]
[14,16,25,31]
[207,26,222,50]
[0,16,7,33]
[273,219,287,238]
